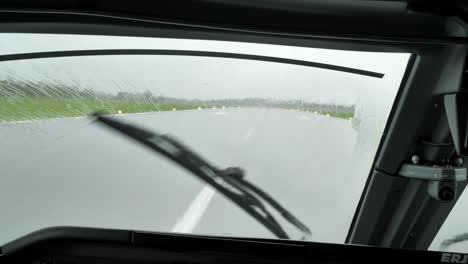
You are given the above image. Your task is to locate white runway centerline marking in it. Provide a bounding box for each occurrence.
[171,185,216,233]
[243,127,255,140]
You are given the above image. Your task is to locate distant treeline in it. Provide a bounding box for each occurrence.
[0,78,354,114]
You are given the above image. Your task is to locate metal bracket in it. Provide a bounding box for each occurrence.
[399,164,467,182]
[399,164,466,201]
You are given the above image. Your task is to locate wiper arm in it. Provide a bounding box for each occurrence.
[91,112,312,240]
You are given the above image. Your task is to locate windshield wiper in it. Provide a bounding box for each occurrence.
[440,233,468,251]
[91,112,312,240]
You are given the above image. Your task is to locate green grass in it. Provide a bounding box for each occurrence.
[319,111,354,119]
[0,97,354,122]
[299,108,354,119]
[0,97,206,122]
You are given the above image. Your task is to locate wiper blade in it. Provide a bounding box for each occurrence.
[0,49,384,78]
[91,112,312,240]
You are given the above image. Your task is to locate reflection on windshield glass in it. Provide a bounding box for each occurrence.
[0,34,410,246]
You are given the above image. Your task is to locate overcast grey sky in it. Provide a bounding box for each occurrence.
[0,34,410,105]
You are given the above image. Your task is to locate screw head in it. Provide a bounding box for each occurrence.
[411,155,421,165]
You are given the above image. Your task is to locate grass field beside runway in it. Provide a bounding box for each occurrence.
[0,97,208,122]
[0,97,354,122]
